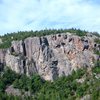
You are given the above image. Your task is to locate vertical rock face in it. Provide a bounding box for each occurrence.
[5,53,25,74]
[0,33,99,80]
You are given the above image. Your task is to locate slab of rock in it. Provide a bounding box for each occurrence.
[0,33,99,81]
[81,95,91,100]
[5,85,31,96]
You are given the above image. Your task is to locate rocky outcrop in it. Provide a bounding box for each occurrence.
[81,95,91,100]
[5,85,31,96]
[0,33,99,81]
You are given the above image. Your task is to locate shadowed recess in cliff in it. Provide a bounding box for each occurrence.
[40,37,49,51]
[22,41,26,56]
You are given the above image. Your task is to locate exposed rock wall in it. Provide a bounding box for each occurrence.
[0,33,99,80]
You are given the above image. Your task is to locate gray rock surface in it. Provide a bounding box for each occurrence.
[5,85,31,96]
[81,95,91,100]
[0,33,99,80]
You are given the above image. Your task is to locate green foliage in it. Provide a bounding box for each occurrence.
[0,28,88,49]
[34,67,100,100]
[2,68,20,85]
[0,68,20,92]
[0,81,6,92]
[13,74,44,93]
[74,29,87,36]
[30,74,44,93]
[92,64,100,74]
[0,41,11,49]
[0,92,33,100]
[13,75,31,91]
[94,38,100,44]
[71,68,86,79]
[92,32,100,37]
[94,49,100,55]
[76,82,89,97]
[0,66,100,100]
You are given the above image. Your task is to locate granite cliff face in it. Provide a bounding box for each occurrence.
[0,33,99,80]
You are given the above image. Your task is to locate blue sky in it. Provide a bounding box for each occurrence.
[0,0,100,35]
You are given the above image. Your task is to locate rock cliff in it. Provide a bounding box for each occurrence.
[0,32,99,80]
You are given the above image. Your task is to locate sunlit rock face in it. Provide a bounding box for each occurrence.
[0,33,99,81]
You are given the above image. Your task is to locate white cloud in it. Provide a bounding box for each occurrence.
[0,0,100,35]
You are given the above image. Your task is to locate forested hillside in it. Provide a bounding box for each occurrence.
[0,28,88,48]
[0,28,100,100]
[0,64,100,100]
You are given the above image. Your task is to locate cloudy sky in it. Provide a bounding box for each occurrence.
[0,0,100,35]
